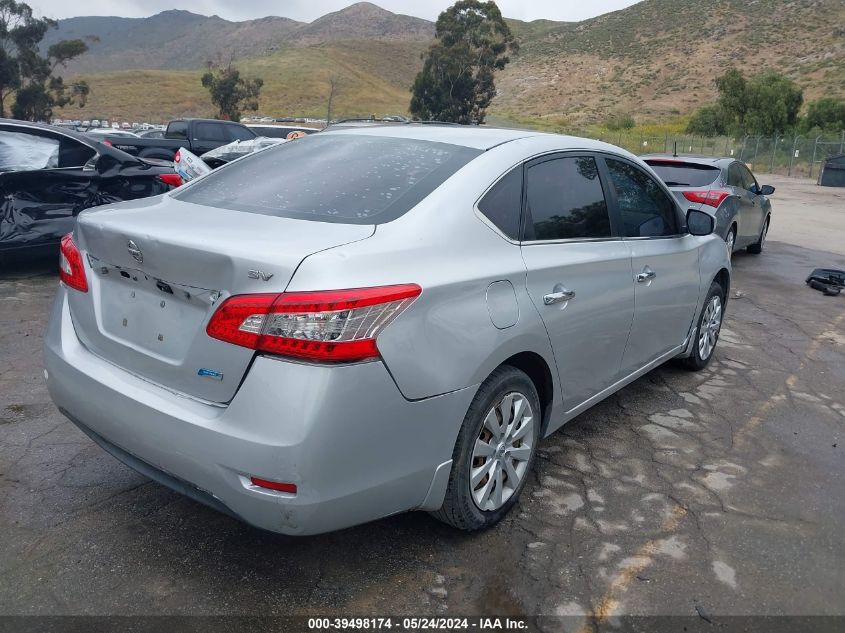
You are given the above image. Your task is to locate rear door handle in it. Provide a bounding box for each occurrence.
[543,288,575,305]
[636,268,656,283]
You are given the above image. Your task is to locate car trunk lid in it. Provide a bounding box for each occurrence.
[67,195,374,403]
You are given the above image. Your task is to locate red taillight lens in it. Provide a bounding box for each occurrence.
[158,173,183,187]
[206,284,422,362]
[682,190,730,208]
[59,233,88,293]
[249,477,297,494]
[102,139,112,146]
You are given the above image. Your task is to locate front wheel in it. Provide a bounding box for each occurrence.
[432,366,541,531]
[682,281,725,371]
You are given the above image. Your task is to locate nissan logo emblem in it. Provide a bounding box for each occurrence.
[127,239,143,264]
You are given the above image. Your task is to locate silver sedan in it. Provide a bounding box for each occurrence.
[45,125,730,534]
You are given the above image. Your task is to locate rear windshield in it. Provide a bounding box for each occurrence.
[645,161,720,187]
[175,134,481,224]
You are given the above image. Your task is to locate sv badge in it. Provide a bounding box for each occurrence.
[247,269,274,281]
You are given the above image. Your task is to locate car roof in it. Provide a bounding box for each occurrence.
[642,154,734,167]
[320,123,623,152]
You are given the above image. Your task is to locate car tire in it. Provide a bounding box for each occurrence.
[725,226,736,257]
[747,216,769,254]
[682,281,725,371]
[432,366,541,531]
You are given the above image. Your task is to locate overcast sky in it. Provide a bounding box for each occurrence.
[29,0,642,23]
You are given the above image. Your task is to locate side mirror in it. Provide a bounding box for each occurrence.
[759,184,775,196]
[687,208,715,236]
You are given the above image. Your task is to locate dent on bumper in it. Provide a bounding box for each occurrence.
[44,289,475,535]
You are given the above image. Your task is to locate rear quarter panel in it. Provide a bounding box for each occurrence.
[284,143,561,411]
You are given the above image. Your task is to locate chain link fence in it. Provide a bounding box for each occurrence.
[555,129,845,180]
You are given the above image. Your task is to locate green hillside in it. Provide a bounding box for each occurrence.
[52,0,845,126]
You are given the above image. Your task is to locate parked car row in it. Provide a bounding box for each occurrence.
[101,118,258,161]
[40,124,735,537]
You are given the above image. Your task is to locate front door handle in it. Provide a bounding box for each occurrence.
[543,288,576,305]
[636,268,656,283]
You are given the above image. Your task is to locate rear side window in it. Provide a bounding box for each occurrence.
[523,156,611,241]
[727,164,743,188]
[195,123,228,142]
[175,135,481,224]
[57,136,96,168]
[606,159,679,238]
[227,125,255,142]
[646,161,720,187]
[167,121,188,140]
[478,167,522,239]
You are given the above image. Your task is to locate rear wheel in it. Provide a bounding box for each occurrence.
[747,216,769,254]
[432,366,540,531]
[682,281,725,371]
[725,226,736,258]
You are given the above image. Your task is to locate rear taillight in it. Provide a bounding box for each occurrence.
[206,284,422,362]
[158,173,183,187]
[682,190,730,208]
[59,233,88,293]
[102,139,112,147]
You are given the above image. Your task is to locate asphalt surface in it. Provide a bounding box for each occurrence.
[1,180,844,624]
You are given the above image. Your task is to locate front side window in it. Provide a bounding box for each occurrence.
[606,158,679,238]
[478,166,522,239]
[523,156,611,241]
[175,135,481,224]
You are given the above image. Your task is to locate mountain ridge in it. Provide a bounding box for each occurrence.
[47,0,845,126]
[43,3,435,73]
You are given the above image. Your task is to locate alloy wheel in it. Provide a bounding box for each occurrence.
[698,295,722,361]
[726,230,735,256]
[469,392,535,511]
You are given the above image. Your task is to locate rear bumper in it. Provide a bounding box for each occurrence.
[44,289,474,535]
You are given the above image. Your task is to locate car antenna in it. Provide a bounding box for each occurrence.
[673,141,678,158]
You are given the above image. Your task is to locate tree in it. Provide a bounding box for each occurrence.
[686,104,728,136]
[802,97,845,133]
[0,0,89,119]
[742,72,802,135]
[713,67,747,131]
[410,0,517,124]
[687,68,803,136]
[201,61,263,121]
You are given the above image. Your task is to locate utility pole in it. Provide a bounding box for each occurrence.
[326,76,339,126]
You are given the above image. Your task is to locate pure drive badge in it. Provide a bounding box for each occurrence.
[197,368,224,381]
